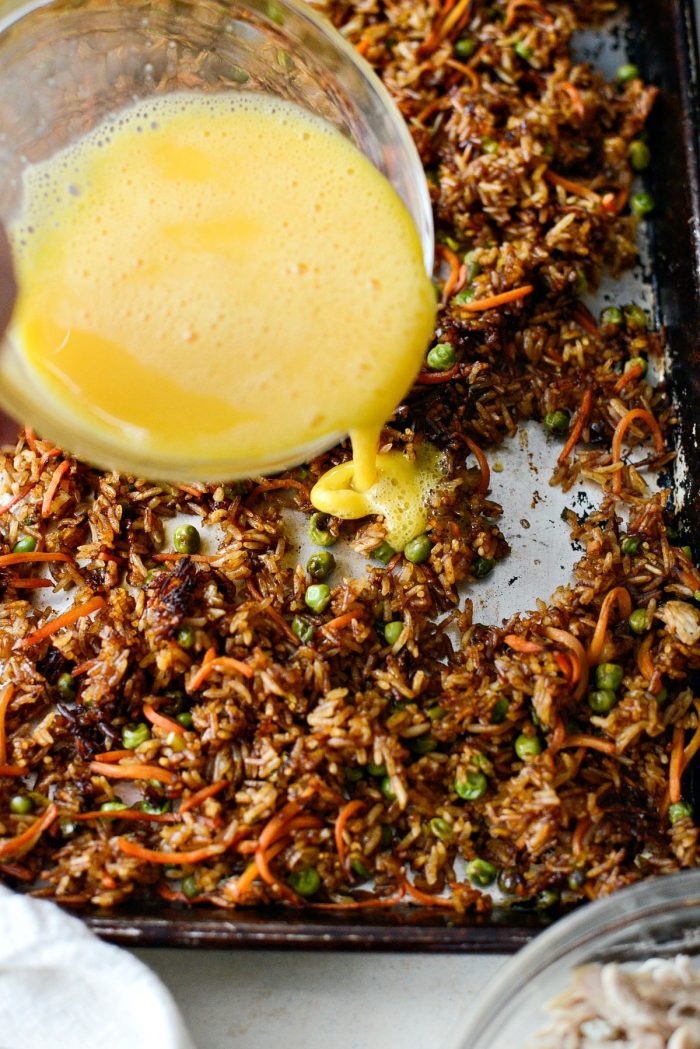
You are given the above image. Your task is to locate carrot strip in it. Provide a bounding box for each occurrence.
[571,301,600,339]
[312,889,406,910]
[444,59,480,91]
[179,780,228,815]
[436,243,461,305]
[554,651,573,683]
[439,0,472,38]
[572,816,591,857]
[669,725,685,805]
[355,37,370,56]
[560,82,585,119]
[320,610,363,636]
[233,837,289,900]
[504,0,551,27]
[586,586,632,665]
[0,802,58,860]
[562,735,616,756]
[558,388,593,465]
[0,482,38,517]
[41,460,70,517]
[143,702,186,737]
[176,484,204,498]
[403,877,456,908]
[544,626,589,699]
[188,654,254,691]
[504,634,544,654]
[0,684,14,766]
[681,707,700,776]
[118,837,226,865]
[545,170,600,203]
[74,809,176,824]
[459,285,535,312]
[24,427,37,452]
[0,765,26,777]
[464,435,490,495]
[72,659,99,678]
[8,577,54,590]
[17,595,106,650]
[636,632,659,691]
[613,363,644,394]
[247,478,310,503]
[152,553,214,564]
[93,749,133,763]
[0,552,74,568]
[415,364,461,385]
[334,800,365,869]
[611,408,665,496]
[89,760,175,785]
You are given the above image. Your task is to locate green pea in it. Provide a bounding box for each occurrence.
[537,887,561,910]
[229,65,249,84]
[514,39,533,62]
[56,672,77,700]
[367,762,386,778]
[453,286,476,304]
[568,867,587,890]
[621,536,640,555]
[350,858,372,881]
[176,625,195,649]
[455,770,487,800]
[308,512,336,547]
[542,141,555,158]
[176,711,194,729]
[600,305,624,328]
[596,663,623,690]
[373,540,396,565]
[100,799,128,812]
[629,609,648,634]
[305,583,331,614]
[12,536,36,554]
[288,866,321,897]
[491,698,509,724]
[473,557,495,579]
[145,567,164,586]
[624,304,647,331]
[628,139,651,171]
[631,191,655,217]
[515,733,542,759]
[627,354,647,375]
[9,795,34,815]
[464,250,482,283]
[404,534,432,564]
[454,35,476,59]
[380,776,396,802]
[543,410,569,435]
[615,63,640,83]
[291,616,315,644]
[588,689,618,715]
[441,234,460,252]
[466,858,497,886]
[669,801,693,824]
[482,137,499,154]
[173,524,200,554]
[682,545,694,560]
[181,875,201,899]
[379,825,393,850]
[430,817,453,842]
[122,722,151,749]
[427,343,456,370]
[345,766,364,783]
[426,705,447,721]
[655,685,668,705]
[574,271,588,296]
[409,736,437,755]
[139,798,172,814]
[307,551,336,581]
[383,620,403,646]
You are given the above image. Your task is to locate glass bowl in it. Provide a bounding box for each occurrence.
[451,870,700,1049]
[0,0,433,480]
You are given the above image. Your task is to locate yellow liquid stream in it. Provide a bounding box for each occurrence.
[8,93,437,543]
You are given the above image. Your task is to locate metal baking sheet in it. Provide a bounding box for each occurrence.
[10,0,700,950]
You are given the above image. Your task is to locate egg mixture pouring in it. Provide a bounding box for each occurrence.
[5,92,438,545]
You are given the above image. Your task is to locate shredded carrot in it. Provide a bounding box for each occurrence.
[41,460,70,517]
[98,550,126,566]
[0,764,26,777]
[438,0,472,38]
[545,170,600,203]
[571,301,600,338]
[0,802,58,860]
[681,704,700,776]
[0,684,13,768]
[0,482,38,517]
[602,186,629,214]
[403,877,456,908]
[463,435,490,495]
[312,890,406,910]
[562,734,616,756]
[436,243,461,304]
[544,626,589,699]
[613,362,644,394]
[176,484,204,498]
[93,749,133,764]
[17,595,106,650]
[143,701,186,736]
[554,651,573,683]
[320,609,364,636]
[257,801,303,852]
[118,837,226,865]
[669,725,685,805]
[415,364,461,384]
[586,586,632,664]
[416,0,457,55]
[504,0,551,27]
[504,634,544,654]
[8,577,54,590]
[560,81,585,119]
[548,717,566,754]
[72,658,99,678]
[24,427,37,453]
[558,387,593,465]
[355,37,370,55]
[0,551,74,568]
[188,654,254,691]
[247,478,310,503]
[152,553,214,564]
[572,816,591,857]
[458,285,535,312]
[179,780,228,815]
[89,760,175,785]
[74,809,176,824]
[444,59,480,91]
[636,632,659,691]
[233,837,289,900]
[334,800,365,869]
[611,408,665,496]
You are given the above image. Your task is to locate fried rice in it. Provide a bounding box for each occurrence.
[0,0,698,914]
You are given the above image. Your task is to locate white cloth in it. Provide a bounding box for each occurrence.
[0,886,196,1049]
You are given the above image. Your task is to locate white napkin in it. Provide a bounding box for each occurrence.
[0,886,196,1049]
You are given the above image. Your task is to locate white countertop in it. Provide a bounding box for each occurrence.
[132,947,508,1049]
